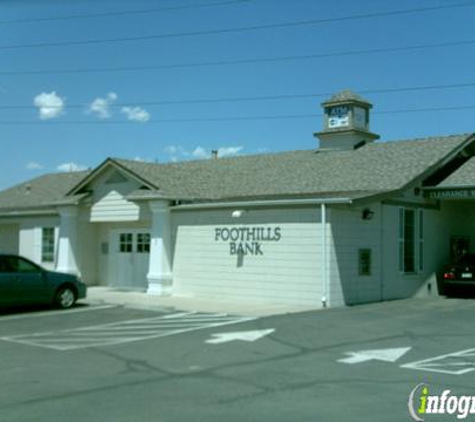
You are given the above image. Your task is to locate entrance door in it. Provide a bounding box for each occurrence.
[109,230,150,289]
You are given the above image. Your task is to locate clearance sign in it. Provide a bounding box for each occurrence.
[426,189,475,199]
[214,226,282,256]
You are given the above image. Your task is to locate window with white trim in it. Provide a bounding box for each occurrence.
[136,233,150,253]
[418,209,424,272]
[119,233,133,253]
[398,208,424,273]
[41,227,55,263]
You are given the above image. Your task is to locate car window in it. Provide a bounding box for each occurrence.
[3,256,40,273]
[0,257,13,273]
[18,258,40,273]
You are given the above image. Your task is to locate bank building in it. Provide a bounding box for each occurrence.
[1,90,474,309]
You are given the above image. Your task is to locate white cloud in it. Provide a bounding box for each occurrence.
[57,162,87,172]
[163,146,178,162]
[133,156,153,162]
[164,145,189,157]
[121,106,150,122]
[164,146,178,155]
[192,145,243,159]
[192,146,209,159]
[163,145,188,162]
[218,146,243,157]
[87,92,117,119]
[33,91,65,120]
[163,145,244,162]
[26,161,44,170]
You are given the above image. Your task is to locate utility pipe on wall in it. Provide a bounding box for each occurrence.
[321,203,329,308]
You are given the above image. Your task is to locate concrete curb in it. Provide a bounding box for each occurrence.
[82,287,317,317]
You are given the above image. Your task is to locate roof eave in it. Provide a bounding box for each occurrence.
[398,133,475,193]
[424,184,475,191]
[170,196,354,211]
[0,207,59,217]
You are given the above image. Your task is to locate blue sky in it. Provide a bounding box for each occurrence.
[1,0,474,189]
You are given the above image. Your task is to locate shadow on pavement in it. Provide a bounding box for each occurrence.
[442,287,475,299]
[0,303,89,316]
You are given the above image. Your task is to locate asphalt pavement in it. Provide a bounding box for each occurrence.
[0,296,474,421]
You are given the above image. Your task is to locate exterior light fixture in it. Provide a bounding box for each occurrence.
[362,208,374,220]
[231,210,246,218]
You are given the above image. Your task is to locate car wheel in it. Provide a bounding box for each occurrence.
[55,285,77,309]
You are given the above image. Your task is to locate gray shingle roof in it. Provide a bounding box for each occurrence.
[322,90,371,106]
[0,171,90,212]
[437,157,475,187]
[112,134,472,201]
[0,133,472,213]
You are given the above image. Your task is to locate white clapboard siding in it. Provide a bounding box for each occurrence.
[90,189,140,222]
[87,167,144,222]
[328,205,382,307]
[172,207,324,307]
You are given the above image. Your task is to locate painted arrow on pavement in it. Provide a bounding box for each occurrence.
[338,347,412,364]
[205,329,275,344]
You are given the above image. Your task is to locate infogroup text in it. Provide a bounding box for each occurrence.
[408,384,475,420]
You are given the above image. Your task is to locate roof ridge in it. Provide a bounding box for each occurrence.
[113,134,474,168]
[112,148,318,168]
[375,133,473,145]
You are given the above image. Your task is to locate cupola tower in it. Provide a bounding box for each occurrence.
[315,90,379,150]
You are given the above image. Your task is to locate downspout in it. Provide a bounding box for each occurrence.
[321,203,329,308]
[379,203,384,301]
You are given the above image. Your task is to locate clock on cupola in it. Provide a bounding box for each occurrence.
[315,90,380,151]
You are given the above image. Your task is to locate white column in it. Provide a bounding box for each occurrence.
[56,206,79,275]
[147,200,173,296]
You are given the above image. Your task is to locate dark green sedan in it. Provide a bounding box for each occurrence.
[0,254,86,309]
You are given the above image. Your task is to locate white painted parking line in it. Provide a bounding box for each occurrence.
[1,312,256,350]
[0,305,115,322]
[338,347,411,364]
[206,329,275,344]
[401,348,475,375]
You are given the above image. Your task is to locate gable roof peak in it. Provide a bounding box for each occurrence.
[65,157,159,196]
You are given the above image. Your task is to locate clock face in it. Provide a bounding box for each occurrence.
[327,105,349,128]
[354,107,366,129]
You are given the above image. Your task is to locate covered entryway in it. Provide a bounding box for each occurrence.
[108,229,150,290]
[424,184,475,278]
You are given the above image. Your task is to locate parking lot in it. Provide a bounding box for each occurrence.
[1,296,475,421]
[1,309,254,351]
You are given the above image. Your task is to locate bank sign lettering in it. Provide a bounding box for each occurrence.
[214,226,282,255]
[427,189,475,199]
